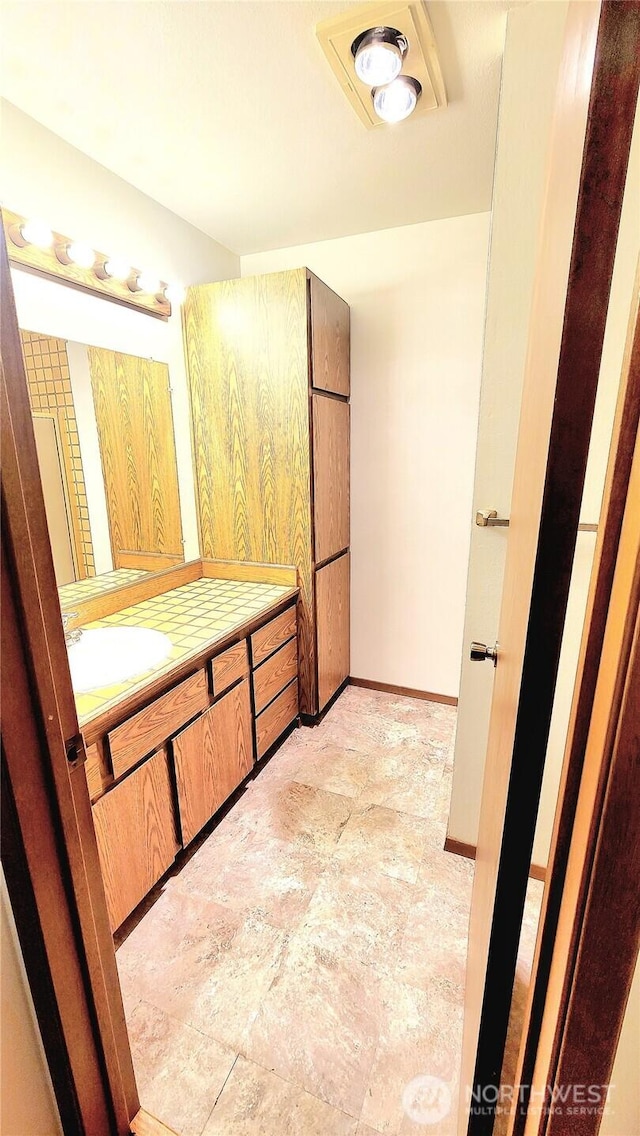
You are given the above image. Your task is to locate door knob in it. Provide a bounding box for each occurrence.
[470,641,498,666]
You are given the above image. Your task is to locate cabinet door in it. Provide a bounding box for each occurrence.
[312,393,350,564]
[174,679,253,846]
[315,551,350,711]
[92,748,179,932]
[310,275,350,397]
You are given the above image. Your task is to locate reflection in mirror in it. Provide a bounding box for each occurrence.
[20,330,184,606]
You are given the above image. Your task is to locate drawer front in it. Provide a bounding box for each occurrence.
[92,748,179,931]
[253,637,298,715]
[255,679,298,759]
[251,605,297,667]
[174,679,253,846]
[211,639,249,697]
[108,669,209,780]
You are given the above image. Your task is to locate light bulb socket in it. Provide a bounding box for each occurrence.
[54,242,73,266]
[351,25,408,61]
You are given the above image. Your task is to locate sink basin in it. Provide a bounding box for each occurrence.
[68,627,173,694]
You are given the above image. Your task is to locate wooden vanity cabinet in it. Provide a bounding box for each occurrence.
[92,747,179,932]
[173,678,253,846]
[185,268,350,716]
[89,600,299,928]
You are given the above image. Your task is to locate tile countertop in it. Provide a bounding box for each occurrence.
[73,577,295,728]
[59,568,150,608]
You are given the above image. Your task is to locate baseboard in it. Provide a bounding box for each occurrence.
[444,836,546,883]
[349,676,458,707]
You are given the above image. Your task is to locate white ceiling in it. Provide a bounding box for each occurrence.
[0,1,513,255]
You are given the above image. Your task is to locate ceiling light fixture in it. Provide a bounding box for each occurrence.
[351,26,408,88]
[372,75,422,123]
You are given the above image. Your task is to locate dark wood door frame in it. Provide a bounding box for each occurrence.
[1,223,138,1133]
[465,3,640,1131]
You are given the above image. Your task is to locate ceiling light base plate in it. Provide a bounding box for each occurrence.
[316,0,446,129]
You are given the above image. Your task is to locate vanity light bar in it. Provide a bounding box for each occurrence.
[2,208,181,321]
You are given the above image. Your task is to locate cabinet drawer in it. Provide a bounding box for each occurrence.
[251,605,297,667]
[108,669,209,780]
[211,639,248,697]
[92,748,179,932]
[255,679,298,759]
[174,679,253,846]
[253,637,298,715]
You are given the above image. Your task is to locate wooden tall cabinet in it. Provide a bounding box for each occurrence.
[184,268,350,717]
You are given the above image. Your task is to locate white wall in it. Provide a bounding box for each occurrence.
[1,869,63,1136]
[1,101,240,563]
[243,213,490,697]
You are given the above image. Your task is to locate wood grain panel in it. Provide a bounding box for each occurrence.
[92,748,179,931]
[108,670,208,780]
[255,678,299,759]
[211,639,249,697]
[117,550,182,570]
[184,270,316,713]
[131,1109,180,1136]
[310,273,350,396]
[88,347,183,567]
[84,740,109,802]
[253,636,298,714]
[251,605,297,667]
[201,558,298,587]
[316,551,350,711]
[312,393,350,564]
[174,679,253,846]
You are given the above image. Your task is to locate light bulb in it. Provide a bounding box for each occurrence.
[353,27,406,88]
[67,241,95,269]
[373,76,421,123]
[136,271,161,294]
[164,282,186,306]
[20,219,53,248]
[103,257,131,281]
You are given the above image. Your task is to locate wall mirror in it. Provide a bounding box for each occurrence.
[19,328,185,609]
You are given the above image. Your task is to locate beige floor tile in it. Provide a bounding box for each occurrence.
[128,1000,236,1136]
[120,687,471,1136]
[360,980,463,1135]
[202,1056,357,1135]
[244,935,383,1118]
[296,864,413,972]
[358,746,444,819]
[292,742,371,798]
[334,805,428,884]
[395,848,473,994]
[117,889,288,1051]
[173,829,327,931]
[235,781,353,855]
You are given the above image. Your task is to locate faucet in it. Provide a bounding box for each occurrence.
[62,611,83,646]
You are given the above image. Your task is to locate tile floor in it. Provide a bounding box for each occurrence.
[116,686,541,1136]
